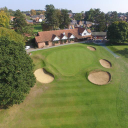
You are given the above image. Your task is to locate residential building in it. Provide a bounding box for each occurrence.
[92,32,107,39]
[31,14,45,22]
[35,28,92,48]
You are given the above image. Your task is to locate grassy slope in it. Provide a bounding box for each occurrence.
[0,43,127,128]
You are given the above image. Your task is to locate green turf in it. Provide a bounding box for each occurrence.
[0,43,128,128]
[33,24,42,33]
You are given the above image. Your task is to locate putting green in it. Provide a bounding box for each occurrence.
[46,46,95,76]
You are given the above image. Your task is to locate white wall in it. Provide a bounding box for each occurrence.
[39,19,43,22]
[82,30,91,36]
[53,36,60,41]
[69,35,75,39]
[62,35,68,40]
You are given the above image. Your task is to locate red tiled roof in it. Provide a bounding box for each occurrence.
[35,28,91,43]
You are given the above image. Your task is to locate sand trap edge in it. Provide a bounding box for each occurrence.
[34,68,54,84]
[87,46,96,51]
[87,70,111,85]
[99,59,112,68]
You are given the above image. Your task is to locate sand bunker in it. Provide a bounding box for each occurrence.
[34,68,54,83]
[88,71,111,85]
[100,59,112,68]
[87,46,96,51]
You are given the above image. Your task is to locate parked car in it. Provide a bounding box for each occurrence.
[25,46,30,50]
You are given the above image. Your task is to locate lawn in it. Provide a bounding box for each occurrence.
[33,24,42,33]
[0,43,128,128]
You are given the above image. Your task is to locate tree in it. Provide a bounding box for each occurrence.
[45,4,58,29]
[110,11,119,23]
[107,21,128,44]
[0,11,10,28]
[0,27,24,44]
[14,10,33,35]
[0,37,35,107]
[60,9,70,29]
[14,10,27,33]
[0,7,10,17]
[95,12,106,31]
[74,13,82,21]
[85,8,106,31]
[30,9,36,15]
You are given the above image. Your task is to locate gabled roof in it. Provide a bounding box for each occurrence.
[26,20,33,23]
[92,32,106,36]
[68,33,75,38]
[60,33,68,39]
[78,28,85,34]
[35,28,92,43]
[52,35,60,41]
[31,15,45,19]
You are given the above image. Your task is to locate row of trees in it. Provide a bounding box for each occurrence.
[85,9,120,31]
[30,9,45,16]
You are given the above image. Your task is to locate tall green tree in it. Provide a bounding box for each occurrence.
[30,9,36,15]
[0,37,35,107]
[85,8,106,31]
[74,13,82,21]
[95,12,106,31]
[0,11,10,28]
[14,10,27,33]
[45,4,58,29]
[110,11,119,23]
[60,9,70,29]
[107,21,128,44]
[0,27,24,44]
[14,10,33,34]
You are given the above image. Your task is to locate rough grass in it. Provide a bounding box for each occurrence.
[0,43,128,128]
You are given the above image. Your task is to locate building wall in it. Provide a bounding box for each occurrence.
[38,42,45,48]
[82,30,91,36]
[48,41,53,46]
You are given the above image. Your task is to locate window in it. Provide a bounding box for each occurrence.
[45,41,49,45]
[84,33,86,35]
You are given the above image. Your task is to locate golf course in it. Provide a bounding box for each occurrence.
[0,42,128,128]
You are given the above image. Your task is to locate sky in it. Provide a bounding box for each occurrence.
[1,0,128,13]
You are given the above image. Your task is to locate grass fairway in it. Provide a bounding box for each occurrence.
[0,43,128,128]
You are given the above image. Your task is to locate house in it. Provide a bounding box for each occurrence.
[68,20,77,29]
[85,21,94,28]
[10,16,15,22]
[26,20,33,24]
[92,32,107,39]
[31,14,45,22]
[68,13,73,18]
[35,28,92,48]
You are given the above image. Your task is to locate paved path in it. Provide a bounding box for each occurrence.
[26,41,86,53]
[94,42,120,58]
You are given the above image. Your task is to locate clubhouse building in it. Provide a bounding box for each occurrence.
[35,28,92,48]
